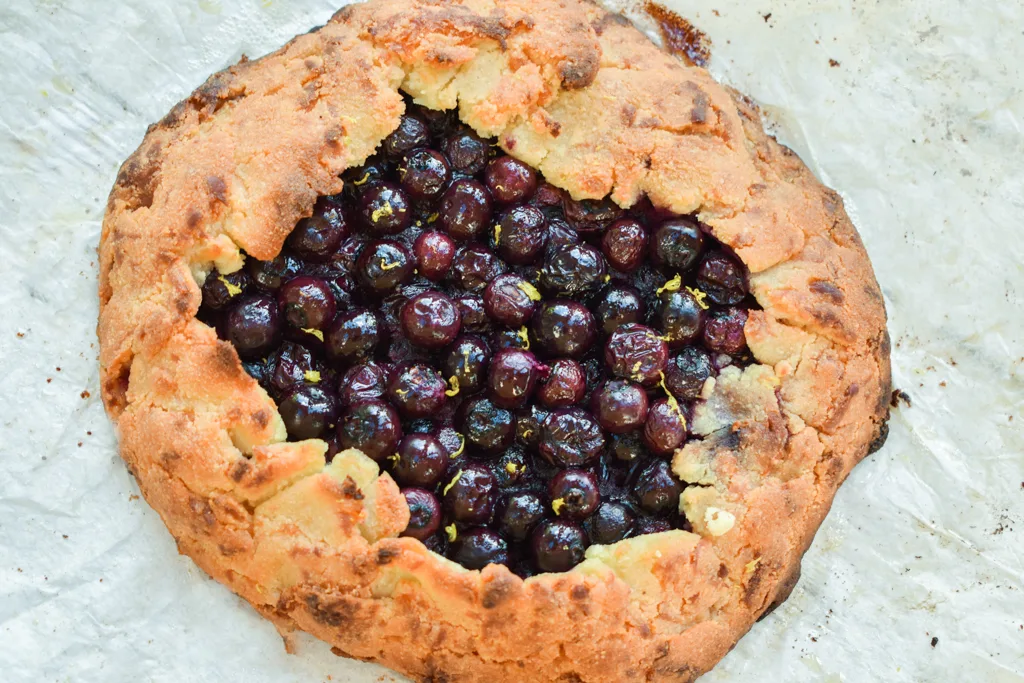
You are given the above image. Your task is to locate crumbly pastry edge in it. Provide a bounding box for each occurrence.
[96,1,892,681]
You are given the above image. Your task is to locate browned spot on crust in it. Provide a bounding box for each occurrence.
[189,496,216,527]
[186,209,203,230]
[559,51,600,89]
[252,409,269,428]
[206,176,228,204]
[810,278,844,304]
[757,560,802,621]
[570,584,590,601]
[341,476,365,500]
[376,547,400,565]
[481,575,519,609]
[691,90,709,124]
[867,420,890,454]
[114,143,163,211]
[230,459,250,482]
[718,563,729,579]
[214,342,239,373]
[305,593,357,627]
[743,561,766,605]
[644,2,712,67]
[621,102,637,126]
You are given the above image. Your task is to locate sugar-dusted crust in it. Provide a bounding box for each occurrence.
[97,1,891,680]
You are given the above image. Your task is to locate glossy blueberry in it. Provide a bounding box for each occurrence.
[442,464,497,525]
[449,528,508,570]
[594,285,645,337]
[561,196,622,234]
[643,398,688,455]
[539,243,606,296]
[536,358,586,408]
[487,348,546,409]
[439,179,492,242]
[382,113,430,158]
[398,148,450,200]
[702,306,748,355]
[359,182,411,236]
[586,502,635,544]
[393,434,449,488]
[337,399,402,462]
[531,520,587,573]
[247,252,300,291]
[548,469,600,520]
[277,276,336,331]
[202,268,251,311]
[544,218,580,257]
[325,309,379,364]
[225,293,281,359]
[531,299,596,358]
[440,335,489,395]
[455,295,491,334]
[539,407,605,468]
[336,361,390,407]
[591,380,649,434]
[650,217,704,271]
[495,205,547,265]
[483,274,539,328]
[343,154,388,189]
[529,182,563,208]
[287,211,347,262]
[601,219,647,272]
[515,404,548,449]
[632,460,684,514]
[448,244,505,293]
[401,488,442,541]
[386,363,447,418]
[278,384,338,440]
[401,291,461,349]
[604,323,668,386]
[663,346,715,401]
[441,128,489,174]
[655,288,704,347]
[459,397,515,453]
[355,240,414,294]
[609,431,645,463]
[269,342,321,397]
[498,493,546,542]
[490,327,530,352]
[485,156,537,204]
[413,231,455,281]
[696,251,748,305]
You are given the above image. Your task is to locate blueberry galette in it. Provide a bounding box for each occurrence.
[98,1,891,680]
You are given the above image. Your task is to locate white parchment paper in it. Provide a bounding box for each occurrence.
[0,1,1021,681]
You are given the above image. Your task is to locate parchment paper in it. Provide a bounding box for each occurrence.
[0,1,1021,681]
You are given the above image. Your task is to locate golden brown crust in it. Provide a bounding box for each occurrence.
[97,1,891,681]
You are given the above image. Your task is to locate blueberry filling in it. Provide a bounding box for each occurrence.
[202,97,756,576]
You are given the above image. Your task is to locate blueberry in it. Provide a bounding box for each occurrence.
[386,363,447,418]
[498,493,546,541]
[586,502,635,544]
[449,244,506,293]
[449,527,508,570]
[702,306,748,355]
[454,294,492,334]
[632,460,683,514]
[650,218,704,271]
[440,335,490,395]
[643,398,687,455]
[393,434,449,488]
[413,231,455,281]
[539,407,605,468]
[485,156,537,204]
[225,293,281,359]
[495,205,547,265]
[696,251,748,305]
[604,323,668,386]
[515,404,548,449]
[531,520,587,572]
[247,253,300,291]
[398,148,450,200]
[562,196,622,235]
[343,154,389,189]
[202,268,251,311]
[278,384,338,440]
[359,182,411,236]
[601,219,647,272]
[531,299,596,358]
[609,431,645,463]
[337,399,402,462]
[441,464,497,525]
[548,469,600,520]
[594,285,645,337]
[441,128,489,174]
[382,113,430,159]
[277,276,336,331]
[487,348,546,409]
[325,309,379,364]
[536,358,586,409]
[439,179,492,242]
[483,274,539,327]
[590,380,649,434]
[459,397,515,453]
[401,488,442,541]
[655,288,704,347]
[540,243,607,296]
[401,291,461,349]
[355,240,414,294]
[269,341,321,397]
[336,361,390,407]
[287,210,347,262]
[663,346,715,401]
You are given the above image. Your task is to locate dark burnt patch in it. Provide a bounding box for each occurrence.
[376,546,400,565]
[340,476,365,500]
[481,575,520,609]
[809,278,844,304]
[305,592,358,627]
[559,50,600,89]
[644,2,711,68]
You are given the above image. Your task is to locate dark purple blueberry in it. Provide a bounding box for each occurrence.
[516,404,548,449]
[636,518,673,535]
[539,407,605,468]
[656,288,704,347]
[601,219,647,272]
[441,464,497,525]
[398,148,450,200]
[696,251,748,305]
[355,240,414,294]
[459,397,515,453]
[487,348,547,409]
[548,469,600,520]
[337,361,390,407]
[287,214,347,263]
[392,434,449,488]
[455,295,491,334]
[495,205,547,265]
[202,268,251,311]
[400,291,461,349]
[439,179,492,242]
[324,431,343,462]
[337,399,402,462]
[539,243,607,296]
[610,432,645,463]
[386,363,447,418]
[490,327,531,352]
[277,276,336,331]
[449,528,508,570]
[225,293,281,359]
[278,384,338,441]
[664,347,715,401]
[544,218,580,257]
[632,459,683,514]
[326,309,379,364]
[591,380,649,434]
[604,323,668,386]
[441,128,489,174]
[413,231,455,281]
[643,398,687,455]
[440,335,489,395]
[536,358,586,409]
[650,218,704,271]
[498,493,546,542]
[483,274,539,327]
[411,103,457,136]
[247,252,300,291]
[401,488,442,541]
[435,425,465,459]
[359,182,412,236]
[531,520,587,572]
[449,244,505,293]
[269,342,321,397]
[485,156,537,204]
[702,306,749,355]
[531,299,596,358]
[343,154,388,189]
[587,502,635,544]
[382,113,430,159]
[530,182,564,208]
[594,285,645,337]
[562,196,622,234]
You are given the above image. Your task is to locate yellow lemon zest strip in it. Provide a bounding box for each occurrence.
[218,275,242,296]
[516,280,542,301]
[352,171,371,186]
[445,524,458,542]
[656,274,682,296]
[445,375,461,397]
[303,370,321,383]
[301,327,324,342]
[517,326,530,350]
[443,470,464,496]
[450,433,465,459]
[379,258,401,271]
[552,498,566,515]
[371,202,394,222]
[686,286,710,310]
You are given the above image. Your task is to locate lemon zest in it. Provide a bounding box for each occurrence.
[520,428,533,439]
[395,388,409,397]
[745,557,761,574]
[494,223,502,245]
[450,433,465,459]
[352,171,371,186]
[516,280,542,301]
[443,470,463,496]
[301,327,324,342]
[445,375,461,397]
[445,524,458,542]
[604,274,611,283]
[387,453,400,464]
[657,371,687,427]
[218,275,243,296]
[505,462,525,475]
[656,274,682,296]
[303,370,321,383]
[427,212,439,224]
[686,286,710,310]
[371,202,394,223]
[552,498,566,515]
[516,326,530,350]
[379,258,401,271]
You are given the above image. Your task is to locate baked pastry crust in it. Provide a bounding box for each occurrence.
[97,1,891,680]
